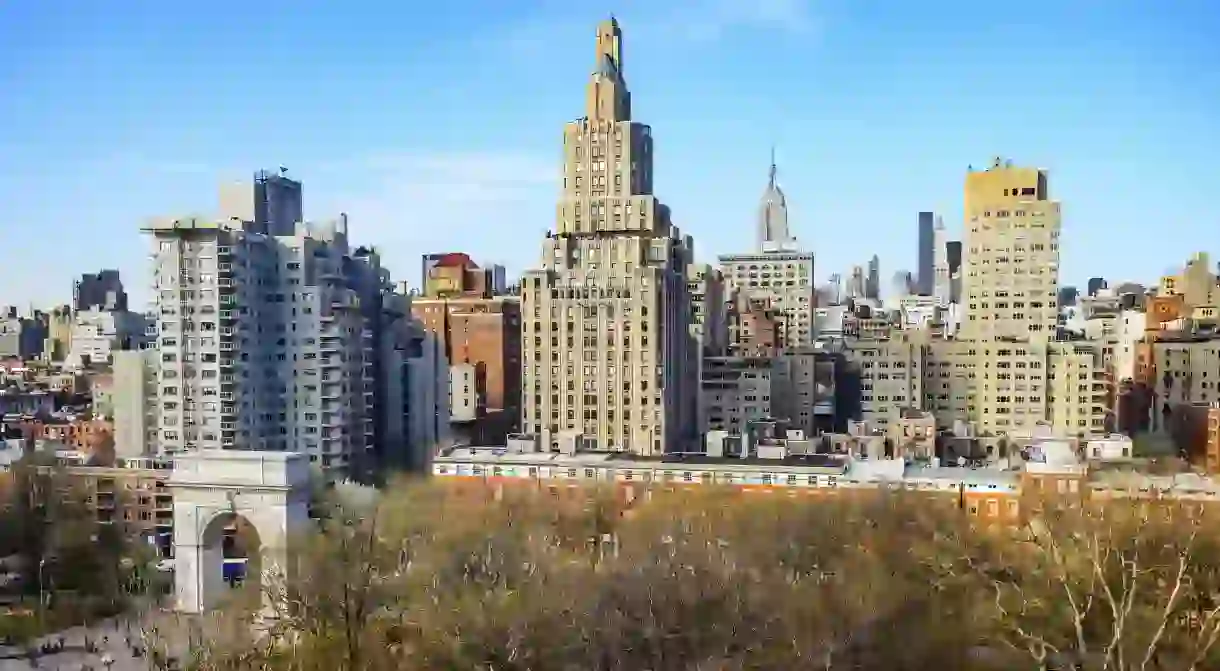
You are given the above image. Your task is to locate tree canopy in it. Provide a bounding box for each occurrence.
[173,481,1220,671]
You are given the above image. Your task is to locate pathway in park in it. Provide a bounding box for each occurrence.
[0,611,198,671]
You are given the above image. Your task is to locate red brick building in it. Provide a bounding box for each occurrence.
[412,253,521,445]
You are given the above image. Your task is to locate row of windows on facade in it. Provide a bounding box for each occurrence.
[969,243,1054,254]
[530,333,654,348]
[156,257,297,279]
[965,317,1055,329]
[986,417,1104,428]
[530,387,662,404]
[157,255,311,273]
[556,248,671,268]
[529,303,652,320]
[526,406,661,423]
[158,380,344,411]
[971,258,1057,269]
[527,315,652,332]
[530,377,656,393]
[158,237,334,258]
[156,240,225,252]
[526,349,658,366]
[972,205,1051,219]
[741,279,809,289]
[570,132,634,154]
[565,174,634,191]
[729,263,811,273]
[527,364,663,380]
[155,264,234,281]
[706,393,769,404]
[531,281,663,301]
[439,464,1022,494]
[158,369,350,399]
[523,418,663,438]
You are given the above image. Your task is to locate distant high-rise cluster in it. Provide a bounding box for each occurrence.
[12,16,1220,520]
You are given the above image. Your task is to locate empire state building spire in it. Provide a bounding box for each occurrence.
[757,147,792,252]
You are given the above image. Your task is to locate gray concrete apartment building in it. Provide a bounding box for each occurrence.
[133,178,448,477]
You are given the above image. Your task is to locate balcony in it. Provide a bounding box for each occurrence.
[331,294,359,310]
[323,414,345,427]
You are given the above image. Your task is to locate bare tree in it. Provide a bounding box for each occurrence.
[961,498,1220,670]
[167,480,1220,671]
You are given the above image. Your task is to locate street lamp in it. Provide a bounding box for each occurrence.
[37,556,48,630]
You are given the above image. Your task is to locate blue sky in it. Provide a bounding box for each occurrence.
[1,0,1217,307]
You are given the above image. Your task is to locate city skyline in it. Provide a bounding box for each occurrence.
[2,0,1219,307]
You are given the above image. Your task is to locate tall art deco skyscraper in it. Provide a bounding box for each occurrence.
[520,18,696,456]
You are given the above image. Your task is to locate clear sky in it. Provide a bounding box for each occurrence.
[1,0,1217,308]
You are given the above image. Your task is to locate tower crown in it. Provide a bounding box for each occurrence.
[586,18,631,121]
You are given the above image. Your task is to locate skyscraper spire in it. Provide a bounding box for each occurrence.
[586,17,630,121]
[757,148,791,252]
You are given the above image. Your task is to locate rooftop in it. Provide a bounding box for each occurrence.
[903,465,1020,489]
[431,252,478,269]
[436,447,1028,482]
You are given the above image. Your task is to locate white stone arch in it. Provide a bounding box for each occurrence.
[168,451,311,614]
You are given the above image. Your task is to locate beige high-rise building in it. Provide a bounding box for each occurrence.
[959,157,1105,436]
[520,18,696,456]
[961,157,1059,341]
[838,158,1105,438]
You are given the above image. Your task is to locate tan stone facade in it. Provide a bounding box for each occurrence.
[520,19,696,455]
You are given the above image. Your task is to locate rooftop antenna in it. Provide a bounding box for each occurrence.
[768,145,777,185]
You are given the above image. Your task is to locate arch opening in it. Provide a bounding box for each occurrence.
[199,512,263,610]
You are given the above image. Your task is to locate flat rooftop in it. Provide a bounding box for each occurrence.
[435,447,1220,492]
